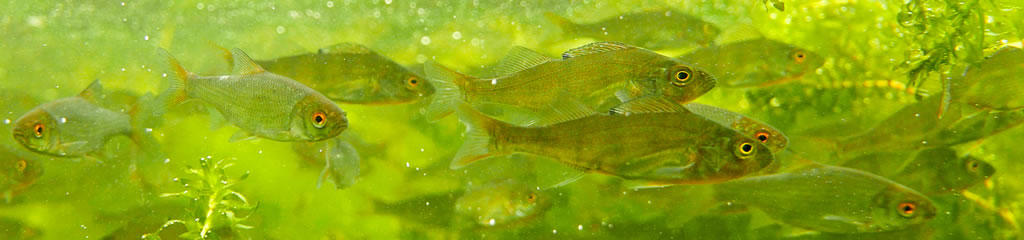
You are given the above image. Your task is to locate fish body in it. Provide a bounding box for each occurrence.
[681,38,824,88]
[453,100,773,185]
[255,43,433,105]
[837,95,961,156]
[715,165,937,233]
[954,47,1024,111]
[0,145,43,202]
[12,80,133,157]
[455,180,550,228]
[158,48,348,142]
[426,42,716,122]
[544,10,720,50]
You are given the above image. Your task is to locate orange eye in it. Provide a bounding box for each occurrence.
[527,192,537,204]
[754,131,770,143]
[898,202,916,217]
[15,160,27,172]
[33,123,44,138]
[311,112,327,128]
[407,76,419,87]
[792,51,807,63]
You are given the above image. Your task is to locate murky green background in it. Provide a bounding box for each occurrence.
[0,0,1022,239]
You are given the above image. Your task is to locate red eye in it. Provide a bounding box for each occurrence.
[33,123,44,137]
[898,202,916,217]
[755,131,770,143]
[311,112,327,128]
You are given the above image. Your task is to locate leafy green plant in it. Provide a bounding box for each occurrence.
[142,157,258,240]
[895,0,988,87]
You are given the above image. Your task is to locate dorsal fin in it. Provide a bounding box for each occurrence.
[714,25,764,46]
[78,79,105,103]
[610,96,687,115]
[230,48,266,75]
[317,42,373,55]
[562,42,635,59]
[491,46,552,77]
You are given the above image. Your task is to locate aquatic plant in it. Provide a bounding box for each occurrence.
[896,0,989,87]
[142,157,257,240]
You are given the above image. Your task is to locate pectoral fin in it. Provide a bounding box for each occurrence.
[229,130,259,142]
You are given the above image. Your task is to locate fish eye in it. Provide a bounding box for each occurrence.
[898,202,916,217]
[967,160,980,172]
[15,160,27,172]
[792,51,807,63]
[754,131,770,143]
[527,192,537,204]
[407,76,419,87]
[671,67,693,87]
[311,112,327,129]
[33,123,44,138]
[736,142,755,157]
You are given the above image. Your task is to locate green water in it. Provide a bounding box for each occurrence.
[0,0,1022,239]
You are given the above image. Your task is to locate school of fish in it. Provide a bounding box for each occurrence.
[2,4,1022,239]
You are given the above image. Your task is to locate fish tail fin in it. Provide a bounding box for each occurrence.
[451,105,506,169]
[543,12,577,35]
[423,61,472,121]
[127,93,165,158]
[155,48,192,116]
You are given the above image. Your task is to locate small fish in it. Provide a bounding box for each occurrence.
[715,165,937,233]
[247,43,434,105]
[929,107,1024,146]
[12,80,153,157]
[946,47,1024,112]
[452,97,773,186]
[0,145,43,203]
[455,180,551,228]
[426,42,716,123]
[291,137,360,189]
[683,103,788,153]
[158,48,348,142]
[680,37,824,88]
[544,10,721,50]
[834,95,962,157]
[894,148,995,195]
[763,0,785,11]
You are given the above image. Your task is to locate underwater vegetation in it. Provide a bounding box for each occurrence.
[0,0,1022,239]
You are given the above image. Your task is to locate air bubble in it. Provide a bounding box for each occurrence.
[276,26,286,34]
[420,36,431,45]
[452,31,462,40]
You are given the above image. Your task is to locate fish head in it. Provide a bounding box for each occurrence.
[868,185,937,231]
[390,71,435,103]
[456,182,549,227]
[770,42,825,79]
[12,108,59,155]
[293,94,348,141]
[693,135,774,183]
[1,152,43,192]
[694,23,722,46]
[956,156,995,187]
[659,62,717,104]
[734,117,788,153]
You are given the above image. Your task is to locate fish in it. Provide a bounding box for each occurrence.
[833,95,962,157]
[246,43,434,105]
[157,48,348,142]
[425,42,716,123]
[12,80,155,157]
[945,47,1024,112]
[454,179,551,228]
[763,0,785,11]
[0,145,43,203]
[714,165,937,233]
[452,97,774,186]
[682,103,788,153]
[291,137,360,189]
[544,10,720,50]
[893,148,995,195]
[680,37,824,88]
